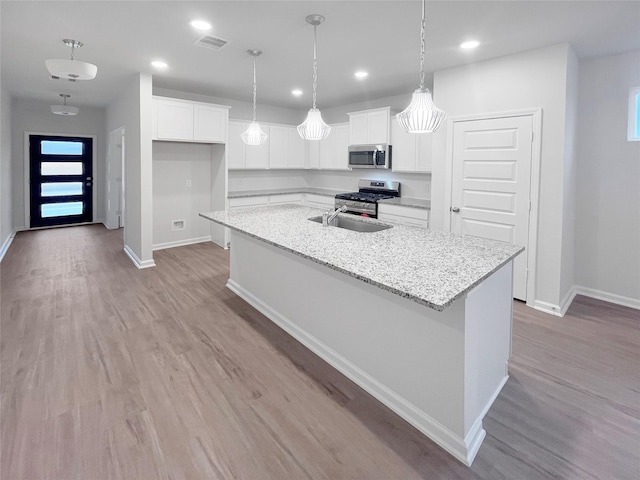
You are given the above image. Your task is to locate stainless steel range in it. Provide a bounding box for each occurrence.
[335,179,401,218]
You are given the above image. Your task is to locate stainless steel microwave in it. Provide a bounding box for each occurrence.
[348,144,391,169]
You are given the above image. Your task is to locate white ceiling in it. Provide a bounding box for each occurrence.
[2,1,639,111]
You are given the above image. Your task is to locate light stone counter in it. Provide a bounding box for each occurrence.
[200,203,522,311]
[378,196,431,209]
[228,187,342,199]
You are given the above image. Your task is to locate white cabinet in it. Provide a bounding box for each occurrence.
[268,125,306,169]
[318,123,350,170]
[378,203,430,229]
[153,97,229,143]
[348,107,391,145]
[305,193,335,210]
[391,121,433,172]
[227,120,270,169]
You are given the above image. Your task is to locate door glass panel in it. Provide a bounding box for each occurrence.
[41,202,83,218]
[41,162,83,175]
[41,182,83,197]
[41,140,83,155]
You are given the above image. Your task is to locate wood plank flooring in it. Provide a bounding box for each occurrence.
[1,224,638,479]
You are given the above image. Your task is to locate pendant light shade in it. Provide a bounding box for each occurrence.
[398,0,445,133]
[397,87,445,133]
[241,122,268,146]
[46,39,97,81]
[298,14,331,141]
[50,94,79,116]
[241,49,268,146]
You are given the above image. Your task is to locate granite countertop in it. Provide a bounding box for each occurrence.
[378,196,431,209]
[228,187,343,199]
[228,188,431,210]
[200,204,523,311]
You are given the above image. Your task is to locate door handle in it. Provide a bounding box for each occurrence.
[450,207,460,213]
[86,177,92,180]
[86,182,92,187]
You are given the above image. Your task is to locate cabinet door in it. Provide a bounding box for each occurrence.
[416,132,433,172]
[306,141,320,169]
[391,121,418,172]
[319,131,335,169]
[287,128,306,169]
[156,99,194,141]
[368,109,390,144]
[349,112,368,145]
[268,126,289,169]
[194,104,226,142]
[245,125,269,169]
[332,125,350,170]
[227,121,246,169]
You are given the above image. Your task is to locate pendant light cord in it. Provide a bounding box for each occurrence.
[252,55,258,122]
[312,23,318,109]
[419,0,426,89]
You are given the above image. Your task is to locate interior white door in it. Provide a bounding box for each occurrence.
[450,115,533,300]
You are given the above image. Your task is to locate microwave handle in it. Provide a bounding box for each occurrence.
[373,149,379,167]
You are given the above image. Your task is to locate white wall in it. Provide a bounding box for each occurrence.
[10,97,106,229]
[575,51,640,305]
[432,43,576,310]
[0,85,13,257]
[106,73,154,267]
[152,141,215,249]
[321,92,412,124]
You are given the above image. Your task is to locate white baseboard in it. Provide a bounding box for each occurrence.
[0,230,16,263]
[227,278,479,466]
[530,285,639,317]
[152,236,212,251]
[573,286,640,311]
[124,244,156,269]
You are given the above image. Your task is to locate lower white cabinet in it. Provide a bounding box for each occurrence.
[378,203,430,228]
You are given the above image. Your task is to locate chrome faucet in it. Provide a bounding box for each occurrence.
[322,205,348,226]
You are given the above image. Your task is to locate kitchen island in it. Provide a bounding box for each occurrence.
[200,204,523,465]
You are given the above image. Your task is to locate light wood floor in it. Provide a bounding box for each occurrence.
[1,225,638,480]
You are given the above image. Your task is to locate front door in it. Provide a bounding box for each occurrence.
[29,135,93,228]
[450,115,533,301]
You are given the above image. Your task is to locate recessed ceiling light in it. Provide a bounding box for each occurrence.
[460,40,480,50]
[354,71,368,79]
[292,89,303,96]
[190,19,212,31]
[151,60,168,69]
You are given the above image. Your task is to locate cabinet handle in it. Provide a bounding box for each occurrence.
[450,207,460,213]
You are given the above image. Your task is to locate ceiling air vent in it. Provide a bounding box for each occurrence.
[193,35,229,50]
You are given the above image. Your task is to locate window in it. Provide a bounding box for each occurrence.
[629,87,640,141]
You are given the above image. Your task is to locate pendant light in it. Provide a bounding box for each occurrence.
[50,94,79,116]
[241,49,268,146]
[46,39,98,81]
[297,14,331,141]
[397,0,445,133]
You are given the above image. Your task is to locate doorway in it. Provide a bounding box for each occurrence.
[447,111,541,302]
[29,135,93,228]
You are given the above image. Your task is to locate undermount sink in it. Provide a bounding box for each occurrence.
[309,215,392,233]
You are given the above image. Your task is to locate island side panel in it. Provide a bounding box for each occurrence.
[227,230,475,464]
[463,261,513,436]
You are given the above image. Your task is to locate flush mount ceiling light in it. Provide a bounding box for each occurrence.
[45,39,98,81]
[297,14,331,141]
[241,49,268,146]
[190,19,212,31]
[460,40,480,50]
[50,94,79,116]
[397,0,445,133]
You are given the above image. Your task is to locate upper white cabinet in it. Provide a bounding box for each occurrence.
[391,121,433,172]
[227,120,270,169]
[318,123,350,170]
[348,107,391,145]
[153,96,230,143]
[268,125,306,169]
